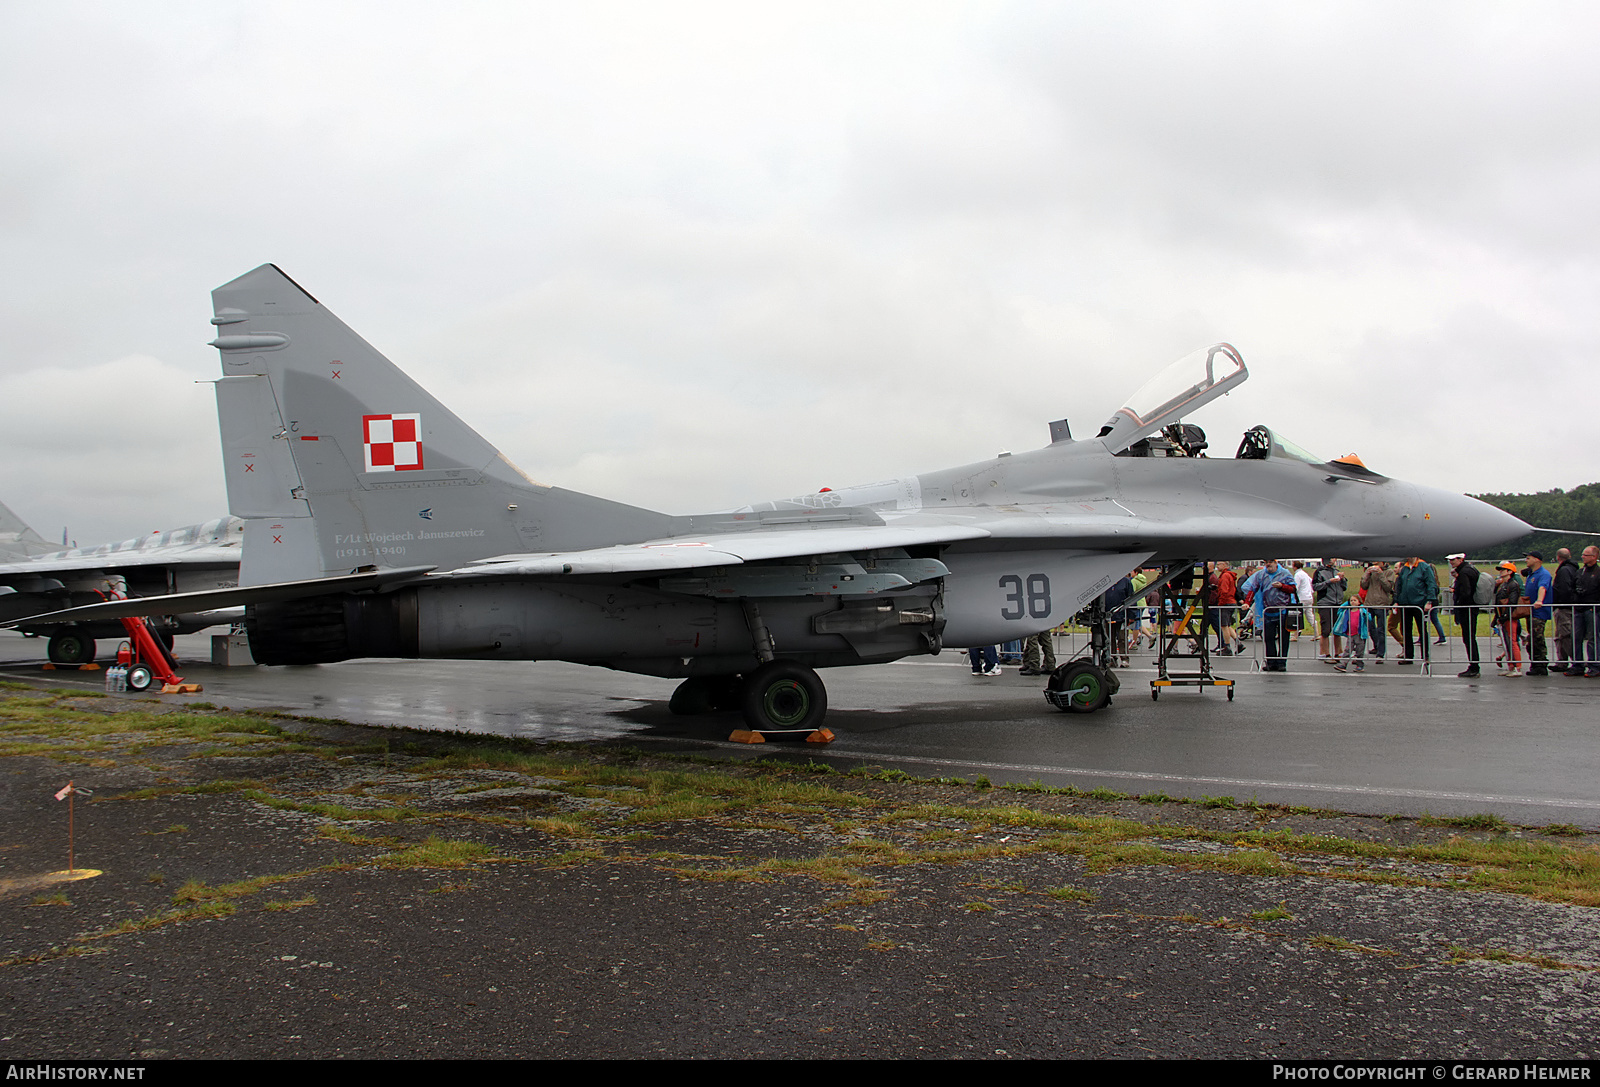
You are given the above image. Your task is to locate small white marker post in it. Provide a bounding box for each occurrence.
[54,781,79,873]
[50,782,99,885]
[54,781,75,877]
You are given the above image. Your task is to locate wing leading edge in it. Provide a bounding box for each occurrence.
[450,522,994,578]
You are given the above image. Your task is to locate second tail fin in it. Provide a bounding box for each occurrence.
[0,500,54,562]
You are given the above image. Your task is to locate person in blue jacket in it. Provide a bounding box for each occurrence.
[1523,551,1553,677]
[1242,559,1297,672]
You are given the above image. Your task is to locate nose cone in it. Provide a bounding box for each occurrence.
[1417,487,1531,555]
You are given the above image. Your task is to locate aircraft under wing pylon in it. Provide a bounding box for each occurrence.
[11,265,1531,730]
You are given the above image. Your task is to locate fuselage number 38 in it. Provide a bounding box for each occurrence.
[998,574,1051,620]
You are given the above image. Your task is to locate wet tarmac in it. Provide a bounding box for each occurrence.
[5,630,1596,828]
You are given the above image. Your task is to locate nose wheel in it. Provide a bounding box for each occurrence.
[1045,661,1118,713]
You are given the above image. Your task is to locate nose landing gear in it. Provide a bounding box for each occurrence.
[1044,595,1121,715]
[1046,659,1119,713]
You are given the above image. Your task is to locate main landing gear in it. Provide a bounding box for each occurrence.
[668,661,833,743]
[47,627,96,666]
[668,675,743,716]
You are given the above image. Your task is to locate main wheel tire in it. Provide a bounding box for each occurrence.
[669,677,717,715]
[126,663,155,692]
[670,676,746,715]
[707,675,744,711]
[46,629,95,665]
[1048,661,1109,713]
[740,661,827,732]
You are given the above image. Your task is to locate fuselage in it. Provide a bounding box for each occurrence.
[245,434,1529,674]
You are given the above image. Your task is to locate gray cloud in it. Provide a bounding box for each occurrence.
[1,2,1595,545]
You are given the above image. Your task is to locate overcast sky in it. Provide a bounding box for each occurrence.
[2,1,1596,545]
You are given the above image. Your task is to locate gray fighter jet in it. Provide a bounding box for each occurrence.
[0,503,243,663]
[12,265,1530,727]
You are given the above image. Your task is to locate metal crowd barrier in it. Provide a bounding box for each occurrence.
[1197,601,1600,678]
[1224,603,1448,674]
[1029,596,1599,679]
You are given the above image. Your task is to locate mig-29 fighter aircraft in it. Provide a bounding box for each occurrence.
[9,265,1531,729]
[0,500,243,663]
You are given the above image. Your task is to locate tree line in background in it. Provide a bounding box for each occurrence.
[1473,481,1600,561]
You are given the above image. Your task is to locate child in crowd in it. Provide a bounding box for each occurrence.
[1333,594,1369,673]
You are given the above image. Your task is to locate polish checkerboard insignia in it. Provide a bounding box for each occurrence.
[363,413,424,472]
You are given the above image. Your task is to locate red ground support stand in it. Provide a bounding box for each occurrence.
[111,607,201,694]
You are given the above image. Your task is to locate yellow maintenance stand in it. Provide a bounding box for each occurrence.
[1150,563,1234,703]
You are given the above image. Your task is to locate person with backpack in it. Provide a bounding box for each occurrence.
[1448,553,1486,678]
[1360,561,1397,663]
[1312,558,1348,662]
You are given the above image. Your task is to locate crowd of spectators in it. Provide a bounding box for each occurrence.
[967,546,1600,680]
[1214,547,1600,678]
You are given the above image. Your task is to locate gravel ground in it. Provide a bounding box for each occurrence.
[1,689,1596,1060]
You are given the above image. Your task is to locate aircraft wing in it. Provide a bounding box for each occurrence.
[446,522,994,577]
[0,523,991,625]
[0,566,436,628]
[0,543,242,579]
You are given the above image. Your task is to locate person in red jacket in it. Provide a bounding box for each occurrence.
[1201,561,1241,656]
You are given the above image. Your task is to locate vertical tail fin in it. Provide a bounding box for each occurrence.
[210,265,671,582]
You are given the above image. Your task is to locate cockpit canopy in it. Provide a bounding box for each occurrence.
[1096,345,1379,475]
[1097,343,1247,455]
[1235,425,1323,463]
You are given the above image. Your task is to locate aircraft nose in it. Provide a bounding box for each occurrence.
[1418,487,1531,554]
